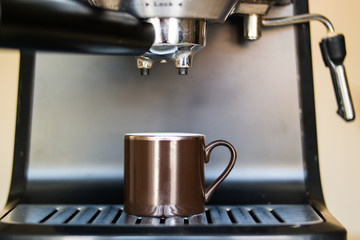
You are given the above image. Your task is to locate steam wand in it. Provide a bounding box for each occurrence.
[262,14,355,122]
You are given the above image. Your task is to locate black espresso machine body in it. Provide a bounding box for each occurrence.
[0,0,350,239]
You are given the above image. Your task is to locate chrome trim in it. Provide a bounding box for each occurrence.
[136,18,206,74]
[125,133,205,141]
[262,13,335,33]
[89,0,239,21]
[244,14,262,40]
[332,64,355,121]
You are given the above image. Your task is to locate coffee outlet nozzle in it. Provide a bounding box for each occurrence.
[135,18,206,76]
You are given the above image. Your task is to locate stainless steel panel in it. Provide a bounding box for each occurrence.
[26,4,305,201]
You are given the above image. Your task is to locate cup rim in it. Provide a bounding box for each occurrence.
[124,132,205,140]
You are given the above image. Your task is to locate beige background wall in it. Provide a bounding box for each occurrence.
[0,49,19,210]
[310,0,360,237]
[0,0,359,237]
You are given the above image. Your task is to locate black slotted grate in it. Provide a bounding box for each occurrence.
[1,204,323,226]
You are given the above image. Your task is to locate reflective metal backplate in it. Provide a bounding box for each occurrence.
[2,204,322,226]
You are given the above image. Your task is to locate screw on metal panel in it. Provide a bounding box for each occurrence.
[140,68,150,76]
[178,68,188,75]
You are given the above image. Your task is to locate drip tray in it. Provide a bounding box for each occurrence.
[2,204,322,226]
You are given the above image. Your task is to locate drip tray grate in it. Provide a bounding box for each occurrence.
[1,204,323,226]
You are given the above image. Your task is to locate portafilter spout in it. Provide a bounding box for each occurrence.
[138,18,206,76]
[88,0,239,75]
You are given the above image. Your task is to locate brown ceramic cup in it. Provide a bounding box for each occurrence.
[124,133,237,217]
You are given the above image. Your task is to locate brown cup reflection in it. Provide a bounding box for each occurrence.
[124,133,237,217]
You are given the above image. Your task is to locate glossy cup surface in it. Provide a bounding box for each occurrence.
[124,132,236,217]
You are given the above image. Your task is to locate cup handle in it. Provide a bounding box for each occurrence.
[204,140,237,203]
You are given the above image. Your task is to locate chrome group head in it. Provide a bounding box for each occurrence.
[88,0,289,75]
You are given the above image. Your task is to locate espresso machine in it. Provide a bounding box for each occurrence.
[0,0,355,239]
